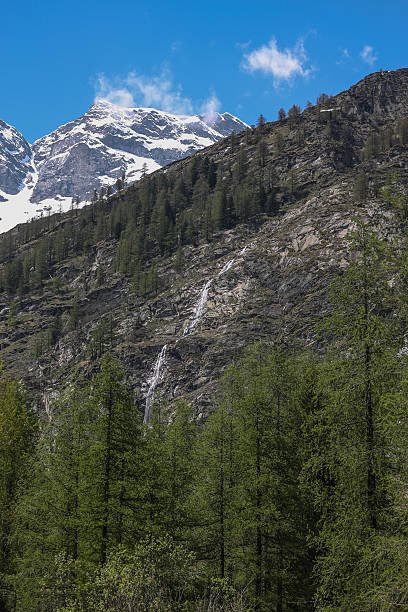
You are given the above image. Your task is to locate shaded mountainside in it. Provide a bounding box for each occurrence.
[1,68,408,418]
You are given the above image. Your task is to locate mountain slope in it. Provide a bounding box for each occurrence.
[0,120,33,199]
[0,68,407,420]
[0,104,247,233]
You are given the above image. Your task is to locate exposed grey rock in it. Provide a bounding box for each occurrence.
[0,120,32,195]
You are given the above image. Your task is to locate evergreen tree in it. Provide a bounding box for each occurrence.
[257,139,268,168]
[191,398,238,581]
[215,345,314,610]
[257,114,266,131]
[160,403,197,542]
[304,222,402,610]
[82,355,143,562]
[0,372,34,612]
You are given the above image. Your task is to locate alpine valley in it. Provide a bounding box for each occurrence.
[2,68,408,611]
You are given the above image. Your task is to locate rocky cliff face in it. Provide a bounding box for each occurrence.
[0,68,407,419]
[0,120,32,198]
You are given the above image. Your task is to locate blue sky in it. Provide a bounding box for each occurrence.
[1,0,407,142]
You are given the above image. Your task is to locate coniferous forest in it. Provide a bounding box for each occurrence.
[2,216,408,611]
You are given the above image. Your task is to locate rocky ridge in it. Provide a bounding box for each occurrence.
[31,102,247,202]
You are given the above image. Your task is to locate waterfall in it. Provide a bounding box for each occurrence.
[218,258,235,276]
[182,253,243,336]
[144,243,251,421]
[183,279,213,336]
[143,344,167,424]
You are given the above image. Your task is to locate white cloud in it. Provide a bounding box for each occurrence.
[93,69,225,119]
[125,70,194,115]
[200,92,221,124]
[242,37,311,84]
[236,40,251,50]
[360,45,377,65]
[94,69,194,115]
[170,41,182,53]
[336,48,351,66]
[95,75,135,106]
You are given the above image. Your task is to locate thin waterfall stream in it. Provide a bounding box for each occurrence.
[143,244,251,423]
[143,344,167,424]
[183,279,213,336]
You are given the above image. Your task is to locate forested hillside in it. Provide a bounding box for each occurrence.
[2,68,408,609]
[2,221,408,609]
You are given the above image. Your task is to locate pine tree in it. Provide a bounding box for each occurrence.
[82,355,143,562]
[0,372,34,611]
[160,403,197,542]
[215,345,313,610]
[257,139,268,168]
[257,114,266,132]
[191,398,238,580]
[305,222,402,609]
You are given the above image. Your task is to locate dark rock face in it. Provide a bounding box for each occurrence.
[0,120,32,195]
[339,68,408,119]
[31,102,247,202]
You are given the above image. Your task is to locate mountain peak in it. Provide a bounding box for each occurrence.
[0,100,247,233]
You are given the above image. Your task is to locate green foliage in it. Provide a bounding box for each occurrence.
[303,221,407,610]
[63,538,199,612]
[0,369,34,609]
[381,174,408,220]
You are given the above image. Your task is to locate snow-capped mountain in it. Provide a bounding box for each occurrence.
[0,103,247,233]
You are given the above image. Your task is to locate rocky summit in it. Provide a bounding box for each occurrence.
[0,68,408,420]
[0,103,246,233]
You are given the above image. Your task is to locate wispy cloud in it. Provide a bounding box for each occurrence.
[241,37,312,85]
[125,70,194,114]
[94,69,198,115]
[236,40,251,50]
[170,41,182,53]
[94,75,135,107]
[360,45,377,65]
[336,47,351,66]
[200,92,221,123]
